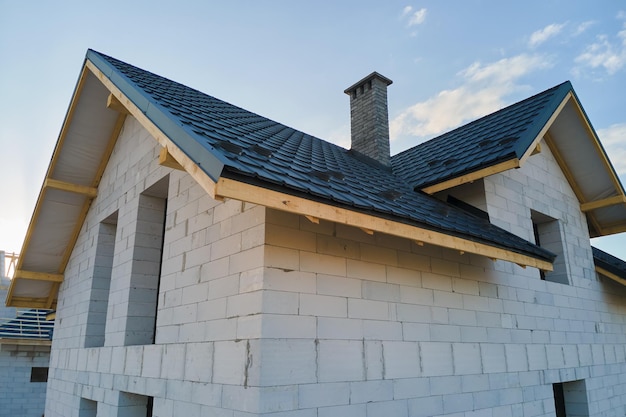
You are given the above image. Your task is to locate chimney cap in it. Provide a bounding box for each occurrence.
[344,72,393,95]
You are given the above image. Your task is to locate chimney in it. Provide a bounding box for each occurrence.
[344,72,393,167]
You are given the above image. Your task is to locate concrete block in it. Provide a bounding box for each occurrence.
[408,395,443,417]
[383,341,420,379]
[298,382,350,408]
[348,299,389,320]
[317,317,363,340]
[318,340,364,382]
[367,400,408,417]
[185,342,213,383]
[300,293,347,317]
[453,343,482,375]
[420,342,453,376]
[346,259,386,282]
[349,380,393,404]
[213,340,247,385]
[480,344,506,373]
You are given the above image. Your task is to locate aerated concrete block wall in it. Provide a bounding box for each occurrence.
[44,116,626,417]
[0,346,49,417]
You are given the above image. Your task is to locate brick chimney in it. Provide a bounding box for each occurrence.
[344,72,393,167]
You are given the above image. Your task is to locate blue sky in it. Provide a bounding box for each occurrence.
[1,1,625,261]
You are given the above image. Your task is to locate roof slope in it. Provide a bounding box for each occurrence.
[0,309,53,340]
[391,82,572,190]
[8,50,564,307]
[89,50,553,262]
[593,246,626,284]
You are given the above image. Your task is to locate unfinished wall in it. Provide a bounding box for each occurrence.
[0,345,49,417]
[44,116,626,417]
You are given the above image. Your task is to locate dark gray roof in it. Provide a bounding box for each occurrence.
[391,82,572,190]
[593,246,626,280]
[87,49,555,263]
[0,309,54,340]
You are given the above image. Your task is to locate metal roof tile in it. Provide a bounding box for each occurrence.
[86,49,556,263]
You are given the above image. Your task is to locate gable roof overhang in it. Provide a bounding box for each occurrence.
[7,51,555,308]
[593,246,626,287]
[401,86,626,238]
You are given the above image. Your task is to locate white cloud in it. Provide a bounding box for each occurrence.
[573,21,595,36]
[408,8,427,27]
[529,23,567,47]
[390,54,552,141]
[401,6,413,17]
[597,123,626,175]
[574,18,626,75]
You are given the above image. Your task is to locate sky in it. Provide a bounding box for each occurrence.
[1,1,625,265]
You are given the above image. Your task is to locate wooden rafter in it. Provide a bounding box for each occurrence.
[44,178,97,198]
[580,195,626,212]
[14,270,63,282]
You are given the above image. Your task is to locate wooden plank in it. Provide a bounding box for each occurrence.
[14,270,64,282]
[44,178,97,198]
[421,159,520,194]
[596,266,626,287]
[580,195,626,212]
[304,215,320,224]
[0,339,52,347]
[6,297,51,309]
[215,177,553,271]
[159,147,184,170]
[106,93,129,114]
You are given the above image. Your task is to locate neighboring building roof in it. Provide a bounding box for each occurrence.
[593,246,626,286]
[0,309,53,341]
[10,49,625,306]
[391,82,571,190]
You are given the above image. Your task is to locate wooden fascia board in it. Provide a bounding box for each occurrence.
[597,222,626,236]
[5,297,52,309]
[44,178,98,198]
[215,177,553,271]
[421,159,520,194]
[85,59,219,200]
[0,339,52,347]
[596,266,626,287]
[580,195,626,212]
[14,270,64,282]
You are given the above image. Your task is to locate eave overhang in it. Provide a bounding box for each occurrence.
[421,91,626,238]
[7,52,555,308]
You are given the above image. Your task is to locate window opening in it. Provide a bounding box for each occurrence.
[30,367,48,382]
[531,210,568,284]
[85,211,118,347]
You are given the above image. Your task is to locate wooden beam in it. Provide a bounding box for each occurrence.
[106,93,129,114]
[215,177,553,271]
[44,178,97,198]
[159,147,184,170]
[14,270,64,282]
[421,159,520,194]
[6,296,51,309]
[360,227,374,235]
[304,215,320,224]
[596,266,626,287]
[580,195,626,212]
[45,282,59,309]
[531,142,542,155]
[0,339,52,347]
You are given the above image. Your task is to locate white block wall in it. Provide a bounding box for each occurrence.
[44,116,626,417]
[0,346,50,417]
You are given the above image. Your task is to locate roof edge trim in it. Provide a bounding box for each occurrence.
[84,59,220,199]
[85,50,227,184]
[421,159,520,194]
